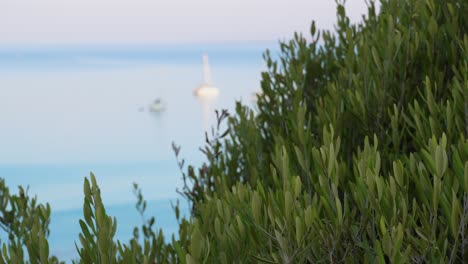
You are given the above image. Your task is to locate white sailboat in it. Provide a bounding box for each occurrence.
[193,54,219,98]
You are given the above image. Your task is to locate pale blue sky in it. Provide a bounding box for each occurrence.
[0,0,369,46]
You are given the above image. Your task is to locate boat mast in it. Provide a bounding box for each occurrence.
[203,54,212,85]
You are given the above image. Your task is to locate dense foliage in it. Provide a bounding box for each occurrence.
[1,0,467,262]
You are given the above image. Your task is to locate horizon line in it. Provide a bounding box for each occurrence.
[0,40,283,50]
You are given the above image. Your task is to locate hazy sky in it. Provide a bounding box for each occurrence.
[0,0,369,46]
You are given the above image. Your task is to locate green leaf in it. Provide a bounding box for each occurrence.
[295,216,302,245]
[375,241,386,264]
[252,191,262,223]
[190,228,203,260]
[294,146,306,171]
[335,197,343,227]
[464,162,468,193]
[450,191,460,238]
[294,176,302,198]
[371,47,382,71]
[305,206,313,228]
[284,191,293,217]
[379,217,387,235]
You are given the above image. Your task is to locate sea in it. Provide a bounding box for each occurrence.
[0,44,273,261]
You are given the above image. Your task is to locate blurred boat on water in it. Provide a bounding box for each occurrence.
[193,54,219,98]
[149,98,166,112]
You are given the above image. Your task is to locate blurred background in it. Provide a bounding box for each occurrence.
[0,0,368,260]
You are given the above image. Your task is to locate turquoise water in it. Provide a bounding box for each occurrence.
[0,45,269,261]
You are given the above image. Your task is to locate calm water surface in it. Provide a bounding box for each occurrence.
[0,46,268,260]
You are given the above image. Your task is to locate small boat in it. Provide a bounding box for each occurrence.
[149,98,166,112]
[193,55,219,98]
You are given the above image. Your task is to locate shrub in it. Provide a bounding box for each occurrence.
[0,179,60,264]
[177,0,468,262]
